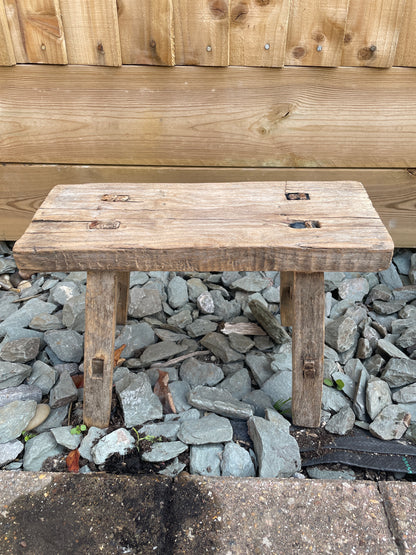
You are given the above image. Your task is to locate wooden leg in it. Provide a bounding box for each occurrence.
[83,271,118,428]
[280,271,294,326]
[291,271,325,428]
[116,271,130,325]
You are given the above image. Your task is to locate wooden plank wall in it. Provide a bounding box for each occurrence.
[0,0,415,245]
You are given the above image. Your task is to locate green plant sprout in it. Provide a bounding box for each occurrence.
[132,427,162,453]
[22,431,36,442]
[323,377,345,390]
[273,397,291,416]
[70,424,87,435]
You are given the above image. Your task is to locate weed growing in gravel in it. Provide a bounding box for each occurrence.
[70,424,87,435]
[131,427,162,453]
[273,397,291,416]
[323,378,345,390]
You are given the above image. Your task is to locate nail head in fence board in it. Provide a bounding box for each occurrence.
[173,0,230,66]
[59,0,121,66]
[341,0,406,68]
[1,165,415,246]
[2,65,416,168]
[394,0,416,67]
[117,0,174,66]
[285,0,350,67]
[291,271,325,428]
[83,270,117,428]
[3,0,67,64]
[230,0,290,67]
[0,0,16,65]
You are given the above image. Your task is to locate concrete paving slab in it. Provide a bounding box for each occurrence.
[0,471,406,554]
[379,482,416,554]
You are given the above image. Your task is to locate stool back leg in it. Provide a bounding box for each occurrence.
[116,272,130,325]
[280,271,294,326]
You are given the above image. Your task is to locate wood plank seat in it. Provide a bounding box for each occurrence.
[13,181,394,429]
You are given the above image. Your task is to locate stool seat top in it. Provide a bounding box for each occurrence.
[13,181,393,273]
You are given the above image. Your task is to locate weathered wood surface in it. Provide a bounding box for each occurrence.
[116,271,130,325]
[2,65,416,168]
[3,0,67,64]
[279,271,294,327]
[83,270,117,428]
[291,271,325,427]
[394,0,416,67]
[59,0,121,66]
[230,0,290,67]
[285,0,349,67]
[13,181,393,273]
[0,0,16,65]
[117,0,174,66]
[1,165,415,246]
[341,0,406,68]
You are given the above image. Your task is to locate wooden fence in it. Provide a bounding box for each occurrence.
[1,0,416,245]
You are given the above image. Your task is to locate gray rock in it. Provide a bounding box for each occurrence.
[329,300,354,320]
[51,425,82,450]
[379,265,403,290]
[0,439,24,467]
[166,310,193,329]
[381,358,416,387]
[165,408,200,423]
[49,370,78,408]
[0,361,32,389]
[115,323,156,358]
[166,380,192,413]
[186,318,217,338]
[26,361,57,395]
[188,386,254,420]
[0,257,16,274]
[179,357,224,387]
[262,286,280,303]
[325,316,357,353]
[129,272,148,287]
[200,332,244,363]
[23,431,64,471]
[33,404,68,433]
[228,333,254,354]
[367,284,393,303]
[44,330,83,363]
[178,413,232,445]
[0,337,40,363]
[243,390,274,417]
[62,294,86,331]
[145,366,178,387]
[79,427,107,461]
[372,300,406,315]
[324,272,345,291]
[158,457,187,477]
[115,372,163,427]
[190,444,223,476]
[128,287,162,318]
[270,343,292,373]
[396,326,416,349]
[377,338,408,360]
[321,386,351,413]
[221,441,256,477]
[246,352,273,386]
[247,416,301,478]
[0,400,37,443]
[0,384,42,408]
[393,286,416,303]
[356,338,372,359]
[0,292,19,321]
[409,253,416,284]
[230,274,270,292]
[167,276,188,309]
[196,292,215,314]
[392,383,416,404]
[325,406,355,435]
[218,368,252,400]
[49,281,80,305]
[338,278,369,302]
[264,408,291,432]
[366,377,392,420]
[139,421,180,441]
[186,278,207,302]
[362,324,380,349]
[261,371,292,411]
[139,341,187,365]
[210,290,241,320]
[141,440,187,462]
[352,367,369,421]
[306,467,356,480]
[398,403,416,422]
[29,313,64,331]
[0,298,56,338]
[91,428,136,465]
[399,305,416,319]
[369,404,411,440]
[331,371,355,400]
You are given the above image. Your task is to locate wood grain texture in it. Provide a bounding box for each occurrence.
[394,0,416,67]
[0,0,16,65]
[1,65,416,168]
[292,271,325,428]
[3,0,66,64]
[341,0,406,68]
[280,271,294,326]
[285,0,350,67]
[173,0,230,66]
[59,0,121,66]
[230,0,290,67]
[83,270,117,428]
[117,0,174,66]
[1,165,415,246]
[116,271,129,325]
[13,181,393,273]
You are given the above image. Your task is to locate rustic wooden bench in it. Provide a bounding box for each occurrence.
[13,181,393,429]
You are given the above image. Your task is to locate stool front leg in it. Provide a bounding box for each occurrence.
[291,271,325,428]
[116,271,130,325]
[280,271,294,326]
[83,271,118,428]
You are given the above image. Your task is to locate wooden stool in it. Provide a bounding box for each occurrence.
[13,181,393,429]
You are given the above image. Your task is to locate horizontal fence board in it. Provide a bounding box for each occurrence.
[230,0,290,67]
[1,164,415,246]
[0,0,16,65]
[1,65,416,168]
